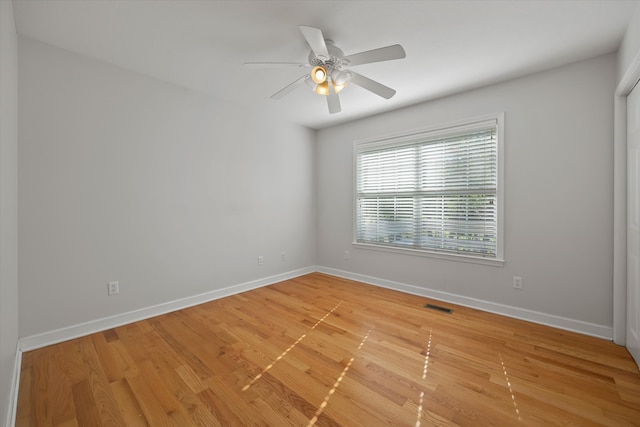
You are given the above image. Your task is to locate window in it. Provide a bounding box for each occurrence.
[354,115,504,264]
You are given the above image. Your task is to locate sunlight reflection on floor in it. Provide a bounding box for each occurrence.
[416,328,433,427]
[242,301,343,391]
[499,352,521,422]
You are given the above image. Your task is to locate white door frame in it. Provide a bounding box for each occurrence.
[614,50,640,346]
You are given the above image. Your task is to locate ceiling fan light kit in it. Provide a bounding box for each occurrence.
[244,25,406,114]
[311,65,327,84]
[313,80,346,96]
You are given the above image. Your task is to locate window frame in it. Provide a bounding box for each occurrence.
[352,113,505,266]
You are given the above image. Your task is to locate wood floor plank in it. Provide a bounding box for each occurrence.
[194,387,241,427]
[79,337,128,425]
[125,371,176,425]
[71,380,101,426]
[250,370,316,426]
[16,272,640,426]
[109,377,150,426]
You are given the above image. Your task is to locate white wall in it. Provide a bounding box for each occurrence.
[18,37,316,338]
[0,0,19,424]
[317,54,616,334]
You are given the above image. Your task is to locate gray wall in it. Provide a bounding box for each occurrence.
[317,54,616,331]
[618,2,640,82]
[0,1,18,424]
[0,0,19,424]
[18,37,317,337]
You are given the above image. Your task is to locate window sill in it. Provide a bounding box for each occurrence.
[352,242,505,267]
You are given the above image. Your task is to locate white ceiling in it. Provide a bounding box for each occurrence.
[12,0,640,129]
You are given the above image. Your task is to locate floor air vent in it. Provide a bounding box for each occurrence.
[424,303,453,314]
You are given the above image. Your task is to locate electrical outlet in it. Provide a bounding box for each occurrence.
[108,281,119,296]
[281,252,287,262]
[258,256,264,266]
[344,250,350,260]
[513,276,523,290]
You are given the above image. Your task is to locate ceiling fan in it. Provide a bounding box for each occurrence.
[244,26,406,114]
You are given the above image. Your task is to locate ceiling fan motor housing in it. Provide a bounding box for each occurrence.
[308,40,349,72]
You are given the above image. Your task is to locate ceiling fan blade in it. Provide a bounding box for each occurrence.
[326,77,341,114]
[349,72,396,99]
[345,44,406,66]
[271,75,308,99]
[299,25,330,60]
[244,62,308,69]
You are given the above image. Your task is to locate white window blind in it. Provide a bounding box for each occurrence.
[356,118,500,258]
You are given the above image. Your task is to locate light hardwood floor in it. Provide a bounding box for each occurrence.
[16,273,640,426]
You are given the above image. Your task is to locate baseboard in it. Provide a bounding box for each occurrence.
[19,266,316,352]
[5,343,21,427]
[317,266,614,340]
